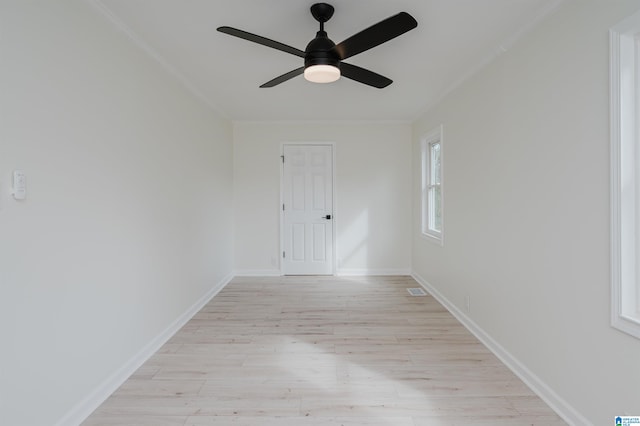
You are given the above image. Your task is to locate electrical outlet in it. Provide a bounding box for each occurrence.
[465,295,471,312]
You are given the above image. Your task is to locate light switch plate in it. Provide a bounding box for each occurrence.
[12,170,26,200]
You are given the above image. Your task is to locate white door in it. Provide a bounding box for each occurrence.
[282,144,334,275]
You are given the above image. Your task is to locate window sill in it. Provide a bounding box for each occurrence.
[612,315,640,340]
[420,231,443,247]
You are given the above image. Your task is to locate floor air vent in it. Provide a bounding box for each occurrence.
[407,287,427,296]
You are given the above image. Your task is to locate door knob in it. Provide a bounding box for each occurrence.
[324,214,332,220]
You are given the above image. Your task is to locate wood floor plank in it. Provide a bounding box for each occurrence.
[82,416,187,426]
[298,395,520,417]
[184,416,416,426]
[412,415,569,426]
[82,276,566,425]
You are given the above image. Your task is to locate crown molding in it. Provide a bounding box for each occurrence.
[85,0,229,120]
[412,0,567,121]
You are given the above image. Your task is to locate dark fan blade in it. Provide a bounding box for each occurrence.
[260,67,305,88]
[340,63,392,88]
[333,12,417,60]
[217,26,305,58]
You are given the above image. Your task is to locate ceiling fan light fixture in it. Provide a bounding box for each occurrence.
[218,3,417,88]
[304,64,340,83]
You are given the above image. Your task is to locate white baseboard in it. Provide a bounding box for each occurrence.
[234,269,282,277]
[411,272,590,426]
[55,272,234,426]
[337,268,411,276]
[235,268,411,277]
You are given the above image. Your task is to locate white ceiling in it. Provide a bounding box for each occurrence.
[95,0,562,121]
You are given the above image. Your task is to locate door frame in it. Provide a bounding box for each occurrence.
[279,142,337,276]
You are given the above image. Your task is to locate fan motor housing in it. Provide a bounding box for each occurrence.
[304,31,340,69]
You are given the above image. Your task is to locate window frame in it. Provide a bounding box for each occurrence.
[610,10,640,340]
[421,126,444,245]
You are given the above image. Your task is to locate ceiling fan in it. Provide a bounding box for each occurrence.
[217,3,417,88]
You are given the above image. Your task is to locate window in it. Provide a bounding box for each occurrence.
[611,10,640,339]
[421,126,443,243]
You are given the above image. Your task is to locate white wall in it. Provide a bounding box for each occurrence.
[234,121,412,276]
[0,1,234,425]
[412,1,640,424]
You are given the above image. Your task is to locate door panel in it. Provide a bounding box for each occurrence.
[313,223,327,261]
[312,174,326,210]
[292,173,305,211]
[292,223,305,261]
[282,144,333,275]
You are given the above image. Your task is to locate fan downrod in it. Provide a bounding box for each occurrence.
[310,3,334,24]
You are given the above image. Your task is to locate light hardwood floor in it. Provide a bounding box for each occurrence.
[83,276,567,425]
